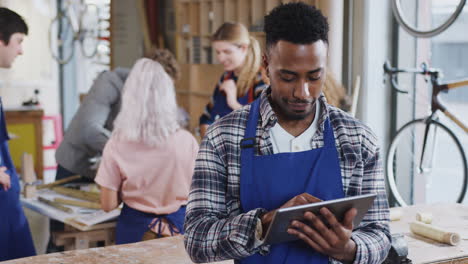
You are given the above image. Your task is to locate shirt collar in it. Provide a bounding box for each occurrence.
[258,86,330,132]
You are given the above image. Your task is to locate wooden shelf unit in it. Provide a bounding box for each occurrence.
[174,0,317,64]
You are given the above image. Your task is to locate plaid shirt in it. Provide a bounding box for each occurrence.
[184,88,391,264]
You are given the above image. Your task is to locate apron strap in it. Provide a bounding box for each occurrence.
[240,98,261,196]
[241,98,260,147]
[322,118,336,148]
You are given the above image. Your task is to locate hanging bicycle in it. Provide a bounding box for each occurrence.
[49,0,101,64]
[384,61,468,206]
[391,0,466,38]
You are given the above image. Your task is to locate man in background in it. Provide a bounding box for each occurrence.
[55,49,184,181]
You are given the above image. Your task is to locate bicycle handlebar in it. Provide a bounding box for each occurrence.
[383,61,440,75]
[383,61,441,94]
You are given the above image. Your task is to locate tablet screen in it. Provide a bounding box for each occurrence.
[263,193,377,245]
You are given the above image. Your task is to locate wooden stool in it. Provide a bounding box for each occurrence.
[53,224,115,250]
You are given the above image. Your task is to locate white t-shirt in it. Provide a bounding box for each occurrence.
[269,101,320,153]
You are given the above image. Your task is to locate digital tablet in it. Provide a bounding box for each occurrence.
[262,193,377,245]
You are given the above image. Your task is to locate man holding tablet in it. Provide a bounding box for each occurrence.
[184,2,391,264]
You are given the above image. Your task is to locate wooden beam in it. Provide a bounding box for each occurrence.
[38,197,74,213]
[54,198,102,210]
[53,187,100,203]
[37,175,81,190]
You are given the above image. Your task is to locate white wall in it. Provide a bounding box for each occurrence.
[352,0,394,152]
[0,0,59,115]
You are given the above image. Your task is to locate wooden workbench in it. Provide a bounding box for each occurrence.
[21,189,119,250]
[389,203,468,263]
[8,202,468,263]
[1,235,233,264]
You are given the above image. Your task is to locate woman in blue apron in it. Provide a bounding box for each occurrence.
[239,98,344,263]
[0,98,36,261]
[199,22,268,138]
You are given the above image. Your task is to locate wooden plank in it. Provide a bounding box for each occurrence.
[64,219,116,232]
[200,0,210,36]
[265,0,281,13]
[37,175,81,190]
[38,197,74,213]
[251,0,265,31]
[53,187,100,203]
[189,2,200,35]
[224,0,236,22]
[236,0,250,26]
[54,198,102,210]
[211,0,224,32]
[5,236,233,264]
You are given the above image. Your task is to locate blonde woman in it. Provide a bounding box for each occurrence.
[95,58,199,244]
[199,22,269,138]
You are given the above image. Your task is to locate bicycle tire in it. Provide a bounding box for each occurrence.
[49,12,75,64]
[386,118,468,206]
[391,0,466,38]
[79,3,100,58]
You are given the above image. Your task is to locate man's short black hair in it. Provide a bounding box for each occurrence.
[264,2,328,51]
[0,7,28,44]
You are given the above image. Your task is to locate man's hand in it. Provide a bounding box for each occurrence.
[260,193,321,237]
[219,79,242,110]
[288,206,358,262]
[0,166,11,191]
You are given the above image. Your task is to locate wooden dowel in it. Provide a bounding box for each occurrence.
[410,221,460,246]
[38,197,73,213]
[37,175,82,190]
[53,186,100,203]
[54,198,102,210]
[416,212,433,224]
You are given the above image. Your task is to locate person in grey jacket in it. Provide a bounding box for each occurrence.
[55,49,182,181]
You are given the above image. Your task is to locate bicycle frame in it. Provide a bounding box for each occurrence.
[384,61,468,204]
[420,76,468,169]
[384,61,468,134]
[434,78,468,133]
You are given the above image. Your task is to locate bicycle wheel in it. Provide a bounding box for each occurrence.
[386,118,468,206]
[79,4,100,58]
[392,0,466,38]
[49,12,75,64]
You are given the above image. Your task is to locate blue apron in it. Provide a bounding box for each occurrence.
[0,98,36,261]
[115,204,186,244]
[239,98,344,264]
